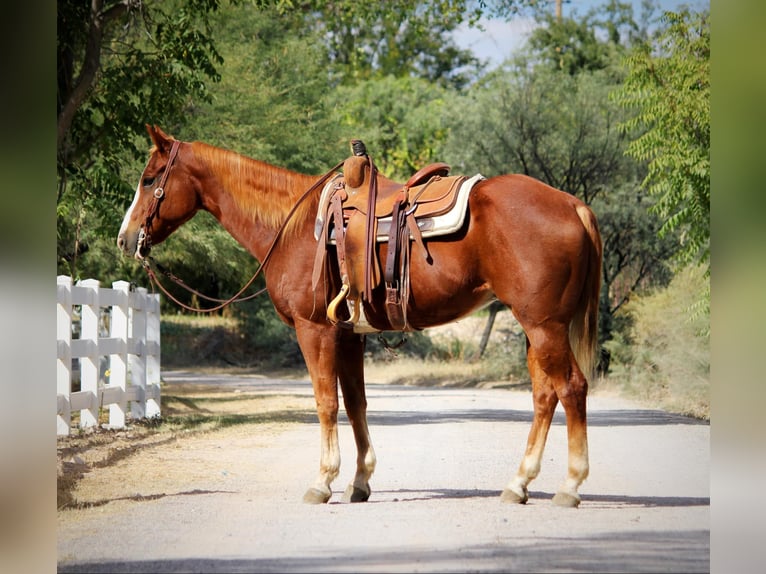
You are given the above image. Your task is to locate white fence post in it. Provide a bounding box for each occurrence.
[108,281,130,428]
[57,275,73,435]
[145,289,161,418]
[78,278,101,429]
[129,287,148,420]
[56,276,161,436]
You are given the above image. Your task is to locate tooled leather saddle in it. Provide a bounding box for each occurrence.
[311,140,484,333]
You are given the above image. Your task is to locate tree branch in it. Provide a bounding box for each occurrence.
[57,0,141,160]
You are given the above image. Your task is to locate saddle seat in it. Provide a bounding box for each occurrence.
[341,155,457,219]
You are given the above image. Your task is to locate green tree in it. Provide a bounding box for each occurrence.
[328,75,451,179]
[445,65,631,203]
[525,0,648,76]
[186,4,347,171]
[308,0,480,89]
[57,0,228,279]
[612,8,710,272]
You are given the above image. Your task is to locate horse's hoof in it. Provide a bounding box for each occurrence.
[500,487,528,504]
[302,487,331,504]
[341,484,371,503]
[552,492,581,508]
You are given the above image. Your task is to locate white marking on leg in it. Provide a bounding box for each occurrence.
[560,439,589,496]
[311,423,340,495]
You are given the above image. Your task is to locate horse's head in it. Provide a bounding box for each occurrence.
[117,125,200,259]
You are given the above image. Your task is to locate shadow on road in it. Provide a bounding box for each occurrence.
[329,487,709,508]
[357,408,707,427]
[59,529,709,573]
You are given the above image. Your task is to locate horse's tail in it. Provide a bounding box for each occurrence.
[570,204,603,380]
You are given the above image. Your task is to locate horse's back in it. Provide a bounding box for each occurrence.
[466,174,594,250]
[473,173,587,214]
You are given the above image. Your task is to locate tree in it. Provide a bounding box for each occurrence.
[57,0,228,278]
[307,0,480,89]
[597,184,677,343]
[328,75,452,179]
[525,0,648,76]
[445,65,632,204]
[185,4,347,173]
[612,8,710,272]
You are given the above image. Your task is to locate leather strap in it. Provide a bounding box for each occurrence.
[363,158,379,301]
[384,192,411,331]
[331,190,348,281]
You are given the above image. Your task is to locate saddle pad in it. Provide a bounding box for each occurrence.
[317,173,485,244]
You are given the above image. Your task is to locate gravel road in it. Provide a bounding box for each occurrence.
[58,371,709,573]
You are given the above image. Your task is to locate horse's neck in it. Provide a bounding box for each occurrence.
[193,143,316,261]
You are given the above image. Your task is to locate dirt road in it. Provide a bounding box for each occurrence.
[58,371,709,572]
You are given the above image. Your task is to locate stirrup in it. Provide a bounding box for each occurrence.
[327,283,354,328]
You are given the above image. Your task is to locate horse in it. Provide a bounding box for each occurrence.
[117,125,603,507]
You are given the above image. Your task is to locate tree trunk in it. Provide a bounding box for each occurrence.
[472,300,505,361]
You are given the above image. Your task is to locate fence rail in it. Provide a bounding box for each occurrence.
[57,276,161,436]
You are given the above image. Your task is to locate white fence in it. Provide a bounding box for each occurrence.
[57,275,161,436]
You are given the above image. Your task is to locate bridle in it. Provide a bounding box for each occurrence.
[134,139,344,313]
[136,139,181,259]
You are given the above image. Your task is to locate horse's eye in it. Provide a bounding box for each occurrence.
[143,177,155,187]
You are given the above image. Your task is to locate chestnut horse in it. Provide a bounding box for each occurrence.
[118,125,602,507]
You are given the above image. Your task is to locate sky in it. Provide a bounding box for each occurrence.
[454,0,710,67]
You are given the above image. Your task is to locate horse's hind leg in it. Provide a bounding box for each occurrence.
[502,325,589,507]
[501,337,559,504]
[337,331,376,502]
[550,350,589,507]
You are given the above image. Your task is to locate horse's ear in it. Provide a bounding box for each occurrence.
[146,124,174,154]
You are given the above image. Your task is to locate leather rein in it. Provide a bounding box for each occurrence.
[137,139,344,313]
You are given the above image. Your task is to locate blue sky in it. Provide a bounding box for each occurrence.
[454,0,710,66]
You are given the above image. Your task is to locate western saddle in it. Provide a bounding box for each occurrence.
[312,140,471,333]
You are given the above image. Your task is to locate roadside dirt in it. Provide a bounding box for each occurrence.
[57,375,316,510]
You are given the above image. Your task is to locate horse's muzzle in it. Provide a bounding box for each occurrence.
[117,230,147,260]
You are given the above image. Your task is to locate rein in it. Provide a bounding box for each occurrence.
[140,147,344,313]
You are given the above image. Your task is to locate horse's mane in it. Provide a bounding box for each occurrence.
[190,141,317,237]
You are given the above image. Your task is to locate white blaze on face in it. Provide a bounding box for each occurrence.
[118,180,142,253]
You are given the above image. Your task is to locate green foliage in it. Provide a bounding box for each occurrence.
[594,183,678,340]
[329,75,451,179]
[444,64,632,203]
[612,8,710,271]
[604,265,709,419]
[309,0,485,88]
[185,4,347,171]
[57,0,228,278]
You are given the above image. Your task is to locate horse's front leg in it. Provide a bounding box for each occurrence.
[294,320,341,504]
[337,330,376,502]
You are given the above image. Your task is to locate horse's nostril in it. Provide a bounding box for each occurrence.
[117,235,125,250]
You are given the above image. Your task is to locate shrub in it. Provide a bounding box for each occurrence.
[605,265,709,418]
